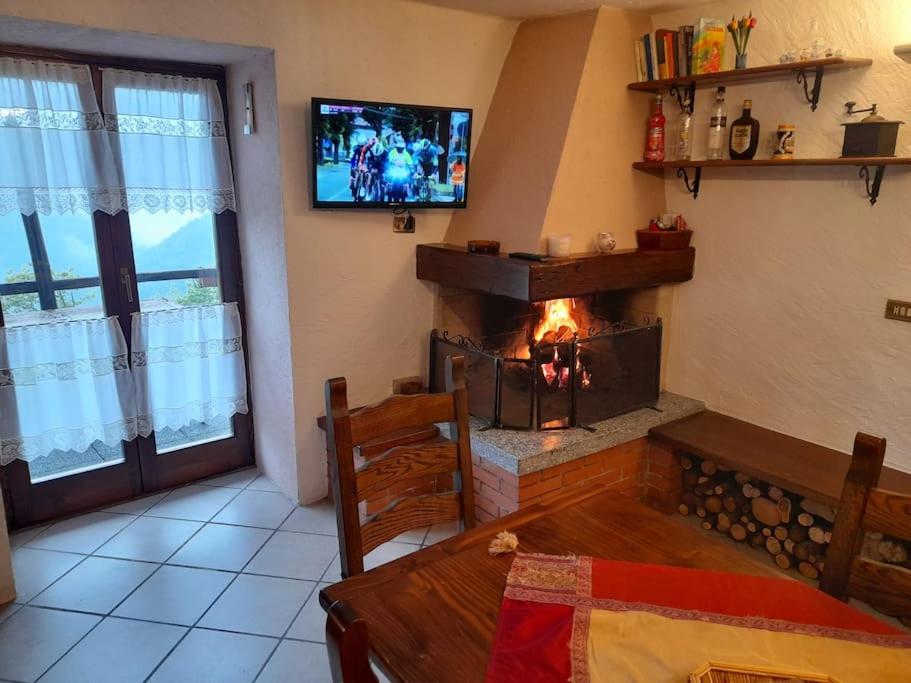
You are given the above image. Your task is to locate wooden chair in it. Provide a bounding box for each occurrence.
[821,433,911,624]
[324,354,476,579]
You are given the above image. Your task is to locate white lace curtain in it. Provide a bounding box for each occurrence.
[0,58,123,216]
[0,317,137,465]
[0,57,236,216]
[102,68,236,214]
[131,303,248,437]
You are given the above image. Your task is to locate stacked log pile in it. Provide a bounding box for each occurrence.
[677,454,834,579]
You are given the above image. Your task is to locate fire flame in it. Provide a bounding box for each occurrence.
[533,298,579,343]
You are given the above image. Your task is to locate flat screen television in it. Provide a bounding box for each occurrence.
[312,97,472,208]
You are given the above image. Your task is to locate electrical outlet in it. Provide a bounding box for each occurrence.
[393,214,409,232]
[885,299,911,323]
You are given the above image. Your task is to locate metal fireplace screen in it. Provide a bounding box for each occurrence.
[429,321,661,431]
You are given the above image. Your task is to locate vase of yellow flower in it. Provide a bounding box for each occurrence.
[728,13,757,69]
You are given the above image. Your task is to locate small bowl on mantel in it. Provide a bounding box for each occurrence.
[636,229,692,250]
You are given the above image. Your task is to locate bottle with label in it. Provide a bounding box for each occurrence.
[643,94,666,162]
[729,99,760,160]
[706,87,727,160]
[675,106,693,161]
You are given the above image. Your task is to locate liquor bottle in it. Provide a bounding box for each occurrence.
[675,107,693,161]
[729,99,760,160]
[706,86,727,160]
[643,94,666,162]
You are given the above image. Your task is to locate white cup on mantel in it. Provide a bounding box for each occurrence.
[547,234,572,257]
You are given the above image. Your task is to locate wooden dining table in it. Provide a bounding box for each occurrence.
[319,483,781,682]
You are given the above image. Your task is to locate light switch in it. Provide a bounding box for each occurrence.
[885,299,911,323]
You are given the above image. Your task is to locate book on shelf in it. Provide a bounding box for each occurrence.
[634,25,695,81]
[692,18,726,74]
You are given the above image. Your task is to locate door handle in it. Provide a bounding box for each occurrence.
[119,267,134,303]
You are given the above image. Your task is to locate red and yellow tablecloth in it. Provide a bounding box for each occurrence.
[486,553,911,682]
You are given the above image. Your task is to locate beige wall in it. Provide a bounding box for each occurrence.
[651,0,911,472]
[446,6,665,254]
[0,0,517,502]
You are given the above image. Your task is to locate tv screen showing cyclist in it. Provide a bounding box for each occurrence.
[313,98,471,208]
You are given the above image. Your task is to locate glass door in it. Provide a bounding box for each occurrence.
[0,50,253,528]
[117,207,253,492]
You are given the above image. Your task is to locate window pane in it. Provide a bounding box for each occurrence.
[130,209,222,310]
[1,212,105,325]
[28,440,125,484]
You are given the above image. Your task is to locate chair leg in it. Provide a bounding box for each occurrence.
[326,600,378,683]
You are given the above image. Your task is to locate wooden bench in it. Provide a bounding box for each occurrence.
[648,411,911,511]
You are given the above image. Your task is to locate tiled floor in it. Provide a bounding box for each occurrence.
[2,468,460,683]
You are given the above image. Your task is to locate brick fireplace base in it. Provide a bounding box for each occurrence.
[471,438,681,522]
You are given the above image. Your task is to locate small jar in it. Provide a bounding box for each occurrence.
[547,234,572,257]
[773,124,796,159]
[596,232,616,253]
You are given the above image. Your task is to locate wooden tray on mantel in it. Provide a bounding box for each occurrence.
[416,243,695,303]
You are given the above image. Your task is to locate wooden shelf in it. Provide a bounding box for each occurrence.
[628,57,871,113]
[416,243,695,302]
[634,157,911,169]
[632,157,911,204]
[628,57,871,93]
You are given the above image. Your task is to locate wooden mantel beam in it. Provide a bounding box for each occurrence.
[416,243,695,302]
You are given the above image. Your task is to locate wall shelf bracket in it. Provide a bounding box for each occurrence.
[676,166,702,199]
[796,66,824,112]
[859,165,885,205]
[669,82,695,114]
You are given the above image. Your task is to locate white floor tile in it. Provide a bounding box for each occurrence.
[149,628,277,683]
[30,556,156,614]
[200,468,261,489]
[199,574,312,637]
[39,616,184,683]
[280,501,338,536]
[244,531,337,580]
[395,526,429,544]
[424,519,461,546]
[26,512,134,554]
[0,602,21,624]
[0,606,100,682]
[104,492,168,516]
[9,525,49,549]
[365,541,421,571]
[95,516,203,562]
[246,474,280,492]
[113,565,234,626]
[212,490,296,529]
[11,547,83,602]
[286,582,330,643]
[145,485,239,522]
[257,639,331,683]
[321,554,341,583]
[167,523,272,572]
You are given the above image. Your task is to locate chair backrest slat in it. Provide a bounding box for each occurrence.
[349,393,455,445]
[862,488,911,540]
[822,432,911,624]
[356,442,458,502]
[848,556,911,619]
[361,492,461,556]
[819,433,885,599]
[325,355,475,578]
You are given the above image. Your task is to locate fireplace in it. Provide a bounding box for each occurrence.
[429,295,661,430]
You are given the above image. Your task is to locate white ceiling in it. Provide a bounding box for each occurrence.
[407,0,705,20]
